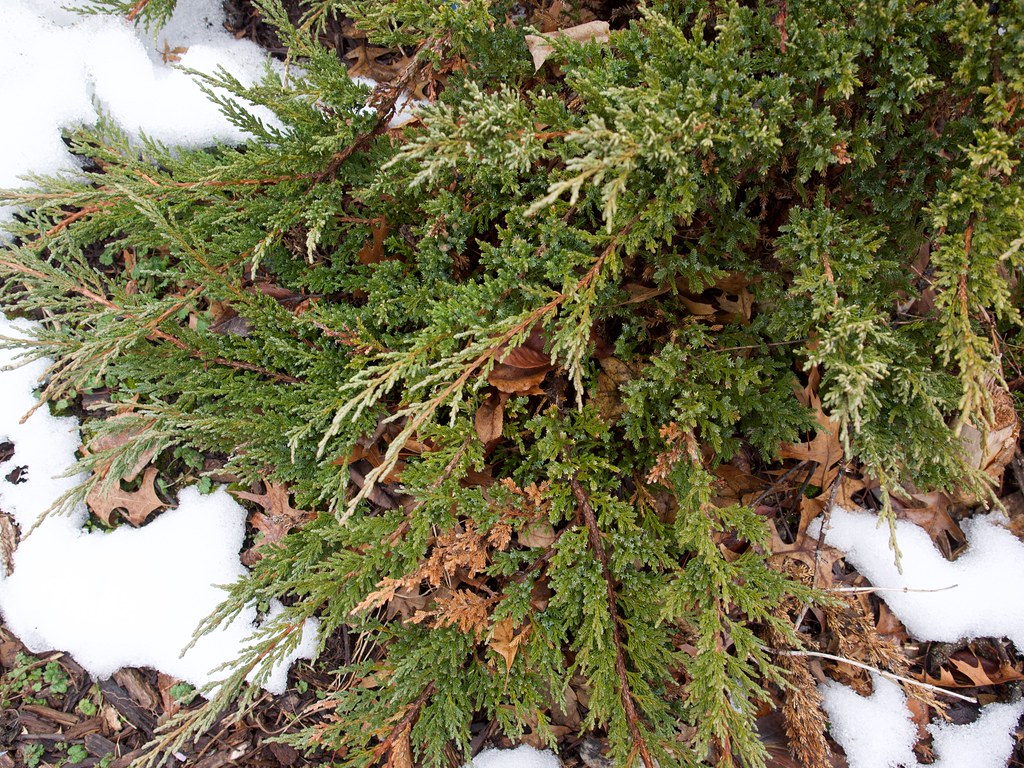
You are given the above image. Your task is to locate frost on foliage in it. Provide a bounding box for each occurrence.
[812,506,1024,649]
[0,314,316,693]
[821,675,1024,768]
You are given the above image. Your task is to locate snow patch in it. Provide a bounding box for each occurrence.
[0,314,316,693]
[821,675,1024,768]
[468,745,561,768]
[812,506,1024,649]
[814,506,1024,766]
[0,0,277,227]
[820,676,919,768]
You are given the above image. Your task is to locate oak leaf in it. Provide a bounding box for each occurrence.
[920,651,1024,688]
[85,414,159,483]
[778,367,844,489]
[232,481,315,557]
[87,466,165,527]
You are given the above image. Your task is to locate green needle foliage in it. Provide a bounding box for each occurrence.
[2,0,1023,766]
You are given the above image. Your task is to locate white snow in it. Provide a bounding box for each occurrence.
[820,675,919,768]
[812,506,1024,651]
[0,0,277,228]
[468,745,561,768]
[0,315,317,693]
[821,675,1024,768]
[928,699,1024,768]
[814,506,1024,766]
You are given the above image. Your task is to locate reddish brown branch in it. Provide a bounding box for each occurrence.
[0,259,301,384]
[314,34,450,185]
[133,169,310,189]
[371,681,436,762]
[147,327,302,383]
[44,202,115,237]
[569,477,655,768]
[126,0,151,21]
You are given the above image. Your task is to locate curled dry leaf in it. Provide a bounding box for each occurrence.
[474,389,506,444]
[525,20,611,70]
[87,466,165,527]
[488,324,553,395]
[518,519,557,549]
[953,382,1020,504]
[85,414,159,483]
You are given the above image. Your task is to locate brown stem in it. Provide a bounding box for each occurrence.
[0,259,301,384]
[315,35,450,185]
[126,0,150,21]
[133,169,311,189]
[147,328,302,383]
[44,203,115,237]
[569,477,655,768]
[371,682,436,762]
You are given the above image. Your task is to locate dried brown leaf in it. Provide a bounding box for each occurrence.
[518,519,557,549]
[86,414,159,483]
[778,369,844,489]
[525,21,610,69]
[488,364,550,395]
[87,466,165,527]
[489,617,530,675]
[475,390,505,444]
[232,481,316,556]
[954,383,1020,503]
[357,219,389,266]
[920,651,1024,688]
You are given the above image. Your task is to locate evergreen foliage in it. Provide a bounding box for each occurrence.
[2,0,1023,766]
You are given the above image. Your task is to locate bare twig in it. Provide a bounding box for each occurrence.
[570,476,656,768]
[766,647,978,704]
[749,459,809,509]
[827,584,958,595]
[795,460,847,630]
